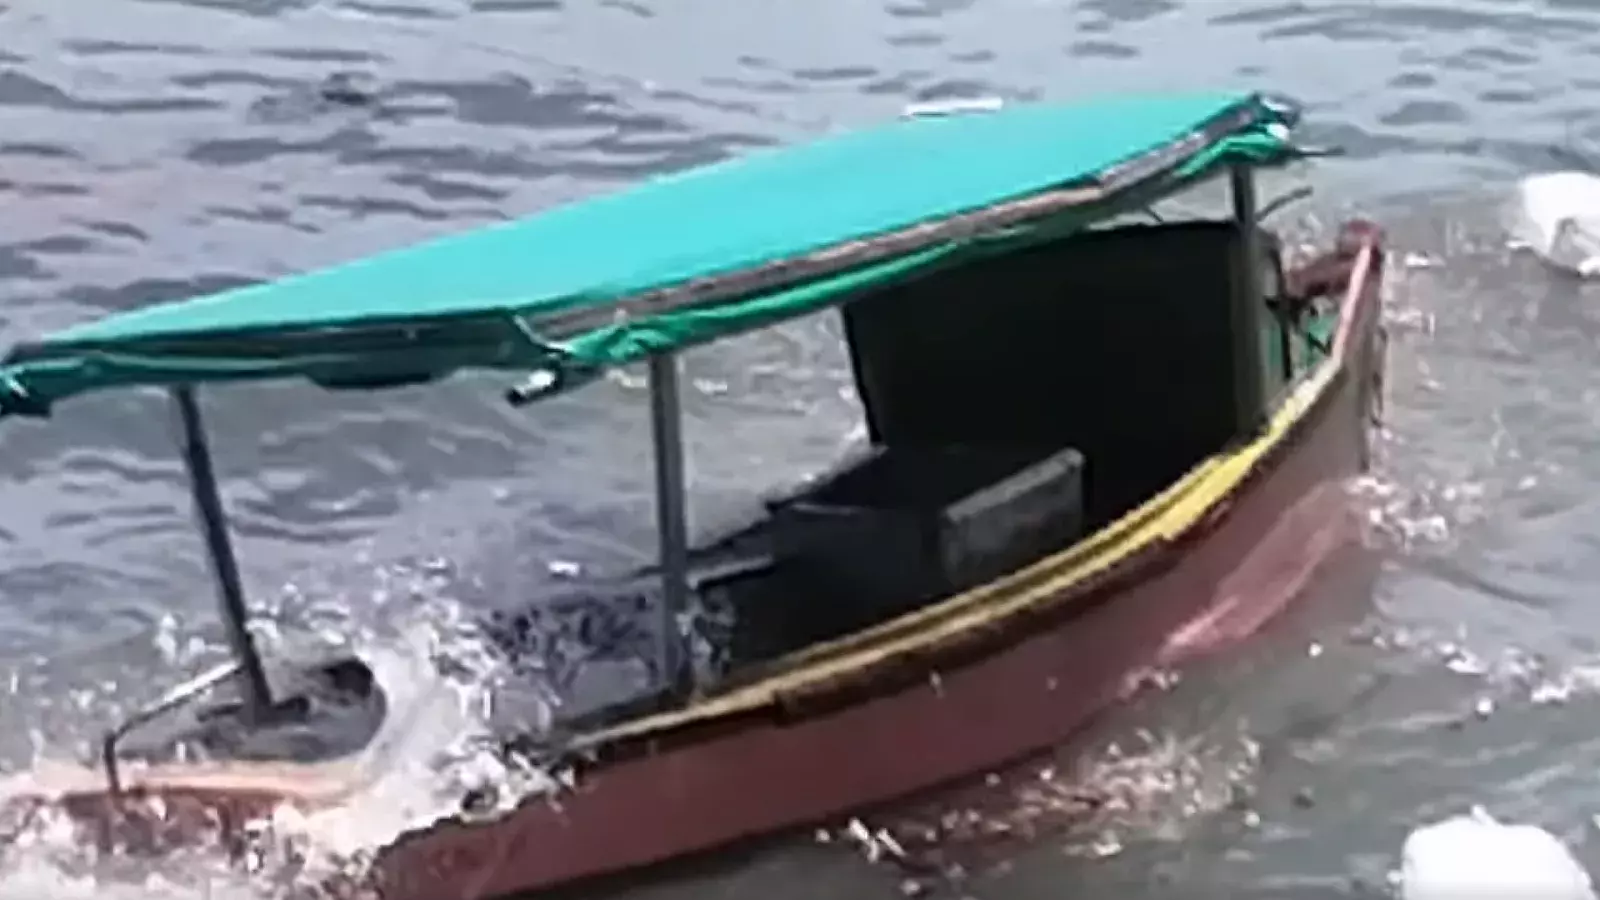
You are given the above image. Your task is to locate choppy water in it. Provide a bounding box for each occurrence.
[6,0,1600,896]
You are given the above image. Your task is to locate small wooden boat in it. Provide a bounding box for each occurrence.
[0,90,1386,897]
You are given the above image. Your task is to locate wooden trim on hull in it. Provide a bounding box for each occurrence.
[374,233,1387,900]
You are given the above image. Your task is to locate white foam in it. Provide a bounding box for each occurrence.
[0,594,564,898]
[0,803,266,899]
[0,856,263,900]
[270,624,561,881]
[1507,171,1600,277]
[1400,807,1596,900]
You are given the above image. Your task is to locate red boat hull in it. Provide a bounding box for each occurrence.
[376,234,1387,900]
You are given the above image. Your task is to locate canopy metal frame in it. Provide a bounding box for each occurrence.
[1227,164,1269,437]
[647,353,694,697]
[170,386,274,720]
[171,365,699,717]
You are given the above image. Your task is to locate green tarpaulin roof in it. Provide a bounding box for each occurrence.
[0,90,1303,418]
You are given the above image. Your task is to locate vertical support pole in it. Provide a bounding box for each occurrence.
[647,354,692,695]
[1229,165,1269,437]
[1275,293,1296,385]
[171,387,273,720]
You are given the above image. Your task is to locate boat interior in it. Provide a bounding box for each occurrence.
[101,216,1342,774]
[479,217,1340,733]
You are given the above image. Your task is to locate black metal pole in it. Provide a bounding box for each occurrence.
[647,354,692,695]
[170,387,273,719]
[1229,165,1269,437]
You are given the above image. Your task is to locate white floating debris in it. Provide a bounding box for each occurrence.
[1508,171,1600,277]
[547,560,582,578]
[844,817,883,863]
[902,97,1006,119]
[606,368,648,391]
[1445,650,1488,676]
[873,827,907,860]
[1086,829,1124,858]
[1532,680,1573,706]
[152,611,183,664]
[1400,807,1596,900]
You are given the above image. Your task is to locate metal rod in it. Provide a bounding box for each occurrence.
[646,354,692,695]
[1276,299,1296,384]
[101,660,241,794]
[1229,165,1269,436]
[170,387,274,719]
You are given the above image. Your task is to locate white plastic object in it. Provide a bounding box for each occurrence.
[1509,171,1600,277]
[1400,806,1596,900]
[901,97,1005,119]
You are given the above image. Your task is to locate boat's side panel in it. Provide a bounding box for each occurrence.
[841,220,1252,530]
[378,244,1384,900]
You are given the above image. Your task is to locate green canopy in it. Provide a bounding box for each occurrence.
[0,90,1303,418]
